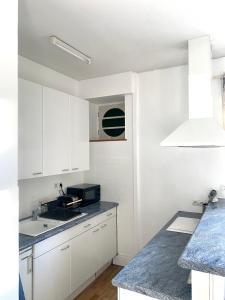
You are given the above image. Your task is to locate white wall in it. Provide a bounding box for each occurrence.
[78,72,136,99]
[18,56,84,218]
[137,63,225,248]
[19,56,79,96]
[0,1,18,299]
[84,95,135,264]
[79,73,137,264]
[19,173,84,218]
[89,103,99,140]
[213,57,225,76]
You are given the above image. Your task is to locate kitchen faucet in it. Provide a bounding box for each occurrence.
[32,208,39,221]
[32,204,42,221]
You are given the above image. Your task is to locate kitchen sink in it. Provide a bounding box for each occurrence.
[19,217,63,236]
[19,212,88,236]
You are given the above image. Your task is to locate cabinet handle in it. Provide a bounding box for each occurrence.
[27,255,32,274]
[62,169,69,172]
[32,172,42,176]
[21,255,32,274]
[60,245,70,251]
[72,168,79,171]
[92,228,99,233]
[106,212,112,217]
[100,224,107,229]
[84,223,91,228]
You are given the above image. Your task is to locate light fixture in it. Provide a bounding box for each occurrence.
[49,36,91,64]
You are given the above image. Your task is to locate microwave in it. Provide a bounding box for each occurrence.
[67,183,100,207]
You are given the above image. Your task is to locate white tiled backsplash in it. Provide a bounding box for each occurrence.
[19,172,84,219]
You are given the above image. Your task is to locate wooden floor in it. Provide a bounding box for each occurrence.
[74,265,123,300]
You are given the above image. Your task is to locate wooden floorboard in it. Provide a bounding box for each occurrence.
[74,265,123,300]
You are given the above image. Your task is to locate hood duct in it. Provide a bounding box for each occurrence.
[160,36,225,148]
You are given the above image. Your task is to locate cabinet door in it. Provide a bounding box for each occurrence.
[43,87,70,176]
[99,217,117,266]
[33,242,70,300]
[18,78,43,179]
[70,229,97,292]
[19,249,32,300]
[70,96,89,172]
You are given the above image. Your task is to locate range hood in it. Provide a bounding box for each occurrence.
[160,36,225,148]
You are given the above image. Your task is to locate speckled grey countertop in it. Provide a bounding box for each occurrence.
[179,199,225,277]
[19,201,118,251]
[112,211,201,300]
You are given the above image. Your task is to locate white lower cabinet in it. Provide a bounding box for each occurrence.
[33,210,117,300]
[70,228,97,292]
[33,242,71,300]
[71,216,117,293]
[19,248,33,300]
[98,217,117,267]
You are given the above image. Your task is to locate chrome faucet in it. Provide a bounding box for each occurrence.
[32,208,39,221]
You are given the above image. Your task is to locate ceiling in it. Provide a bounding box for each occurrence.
[19,0,225,80]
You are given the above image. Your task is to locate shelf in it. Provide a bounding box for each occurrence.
[90,138,127,142]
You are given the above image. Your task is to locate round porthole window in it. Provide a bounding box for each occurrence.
[102,108,125,137]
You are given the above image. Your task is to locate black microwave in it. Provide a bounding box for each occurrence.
[67,184,100,207]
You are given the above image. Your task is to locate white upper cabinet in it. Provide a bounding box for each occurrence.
[18,79,89,179]
[70,96,89,172]
[43,87,71,176]
[18,79,43,179]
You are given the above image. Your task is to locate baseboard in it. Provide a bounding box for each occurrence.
[96,261,112,277]
[113,254,131,266]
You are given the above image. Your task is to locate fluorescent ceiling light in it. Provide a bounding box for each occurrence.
[49,36,91,64]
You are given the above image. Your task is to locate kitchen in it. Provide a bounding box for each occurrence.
[1,1,225,300]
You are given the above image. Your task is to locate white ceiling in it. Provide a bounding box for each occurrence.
[19,0,225,80]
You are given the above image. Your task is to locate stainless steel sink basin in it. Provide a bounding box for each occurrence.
[19,217,63,236]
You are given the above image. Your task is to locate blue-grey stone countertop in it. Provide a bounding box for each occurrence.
[179,199,225,277]
[112,211,201,300]
[19,201,118,251]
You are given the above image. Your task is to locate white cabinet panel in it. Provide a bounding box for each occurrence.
[70,229,96,292]
[70,217,117,293]
[119,288,157,300]
[19,79,89,178]
[19,249,32,300]
[70,96,89,171]
[18,79,43,179]
[43,87,70,176]
[33,242,70,300]
[99,217,117,266]
[33,212,117,299]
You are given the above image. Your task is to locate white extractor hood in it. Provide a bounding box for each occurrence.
[160,36,225,148]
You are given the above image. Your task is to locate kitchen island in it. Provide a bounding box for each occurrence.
[113,201,225,300]
[179,200,225,300]
[112,211,200,300]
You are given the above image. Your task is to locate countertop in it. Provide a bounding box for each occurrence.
[112,211,201,300]
[19,201,118,251]
[179,199,225,277]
